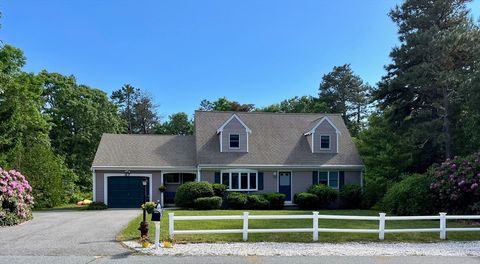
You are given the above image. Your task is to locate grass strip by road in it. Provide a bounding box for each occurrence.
[117,209,480,243]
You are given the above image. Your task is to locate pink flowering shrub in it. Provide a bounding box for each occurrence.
[0,168,34,226]
[430,152,480,214]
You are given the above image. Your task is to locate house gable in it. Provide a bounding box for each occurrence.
[304,116,341,154]
[216,114,251,153]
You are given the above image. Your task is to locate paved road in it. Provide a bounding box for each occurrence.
[0,209,139,256]
[1,256,480,264]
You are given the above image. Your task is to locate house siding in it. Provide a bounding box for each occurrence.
[313,120,338,153]
[221,117,248,152]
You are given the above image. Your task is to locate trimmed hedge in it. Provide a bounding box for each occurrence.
[339,184,362,209]
[247,195,270,209]
[194,196,223,210]
[174,181,214,208]
[294,192,319,209]
[264,193,286,209]
[307,184,337,209]
[226,192,248,209]
[212,183,227,197]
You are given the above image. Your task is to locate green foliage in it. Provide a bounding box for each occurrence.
[194,196,223,210]
[360,178,388,209]
[339,184,362,209]
[174,181,214,208]
[225,192,248,209]
[211,183,227,197]
[199,97,255,112]
[155,112,193,135]
[86,202,107,210]
[293,192,319,210]
[307,184,337,209]
[246,195,270,209]
[381,174,438,216]
[264,193,286,209]
[258,96,328,114]
[141,202,156,213]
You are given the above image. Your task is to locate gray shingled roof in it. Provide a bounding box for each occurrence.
[92,134,196,168]
[195,111,363,166]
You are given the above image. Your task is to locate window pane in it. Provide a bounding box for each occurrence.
[249,173,256,189]
[222,173,230,188]
[279,173,290,186]
[321,135,330,149]
[165,173,180,183]
[329,171,339,188]
[230,134,240,148]
[182,173,195,183]
[319,171,328,185]
[241,173,248,189]
[231,173,239,189]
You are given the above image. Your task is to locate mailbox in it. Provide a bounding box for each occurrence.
[151,201,163,222]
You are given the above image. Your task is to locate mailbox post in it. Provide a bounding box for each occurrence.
[151,200,163,249]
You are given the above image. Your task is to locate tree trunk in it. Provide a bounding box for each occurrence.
[442,85,452,159]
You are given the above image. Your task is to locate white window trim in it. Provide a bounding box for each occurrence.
[317,171,339,190]
[319,134,331,150]
[103,173,152,206]
[221,169,258,191]
[229,133,240,149]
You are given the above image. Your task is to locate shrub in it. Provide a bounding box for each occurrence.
[294,192,319,209]
[226,192,248,209]
[141,202,156,213]
[381,174,438,215]
[0,168,34,226]
[194,196,223,210]
[174,181,214,208]
[247,195,270,209]
[86,202,107,210]
[264,193,285,209]
[429,152,480,214]
[212,183,227,197]
[307,184,337,208]
[360,178,387,209]
[339,184,362,209]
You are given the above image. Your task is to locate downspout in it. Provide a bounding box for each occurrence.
[197,165,201,181]
[92,168,96,202]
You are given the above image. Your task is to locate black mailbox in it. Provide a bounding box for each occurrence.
[151,201,163,222]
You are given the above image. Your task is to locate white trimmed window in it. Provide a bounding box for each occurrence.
[221,170,257,191]
[320,135,331,150]
[229,134,240,149]
[317,171,339,189]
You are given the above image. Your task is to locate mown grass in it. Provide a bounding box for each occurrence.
[117,209,480,243]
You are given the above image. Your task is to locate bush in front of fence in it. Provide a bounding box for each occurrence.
[225,192,285,210]
[293,192,319,209]
[307,184,337,209]
[211,183,227,197]
[174,181,214,208]
[381,174,439,216]
[194,196,223,210]
[340,184,362,209]
[264,193,285,209]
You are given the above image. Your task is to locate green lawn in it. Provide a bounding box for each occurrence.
[117,209,480,243]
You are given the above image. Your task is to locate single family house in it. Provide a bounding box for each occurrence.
[92,111,363,208]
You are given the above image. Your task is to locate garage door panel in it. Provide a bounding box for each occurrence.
[107,176,150,208]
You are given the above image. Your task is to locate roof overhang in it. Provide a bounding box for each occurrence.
[304,116,341,136]
[91,165,198,171]
[198,164,364,170]
[216,114,252,134]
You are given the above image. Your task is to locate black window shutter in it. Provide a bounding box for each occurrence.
[258,172,264,190]
[312,171,318,185]
[339,171,345,188]
[214,171,221,183]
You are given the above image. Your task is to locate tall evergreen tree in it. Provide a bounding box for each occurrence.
[111,84,139,134]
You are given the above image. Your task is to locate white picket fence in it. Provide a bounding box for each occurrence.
[168,212,480,241]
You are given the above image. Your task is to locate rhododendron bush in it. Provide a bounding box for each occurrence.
[430,152,480,214]
[0,168,34,226]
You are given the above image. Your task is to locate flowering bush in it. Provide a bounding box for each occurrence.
[0,168,34,226]
[430,152,480,214]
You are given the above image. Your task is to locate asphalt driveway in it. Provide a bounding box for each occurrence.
[0,209,139,256]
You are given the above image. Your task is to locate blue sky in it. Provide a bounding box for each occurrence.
[1,1,479,120]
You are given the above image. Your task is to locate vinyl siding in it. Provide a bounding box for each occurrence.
[313,120,338,153]
[220,117,248,152]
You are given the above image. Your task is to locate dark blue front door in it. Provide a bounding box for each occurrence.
[278,172,292,202]
[108,176,149,208]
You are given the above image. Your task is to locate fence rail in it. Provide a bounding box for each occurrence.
[168,212,480,241]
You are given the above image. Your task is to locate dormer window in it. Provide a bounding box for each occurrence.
[320,135,330,150]
[229,134,240,149]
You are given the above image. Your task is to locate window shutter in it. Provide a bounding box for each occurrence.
[258,172,264,190]
[339,171,345,188]
[312,171,318,185]
[214,171,221,183]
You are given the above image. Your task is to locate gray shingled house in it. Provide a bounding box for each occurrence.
[92,111,363,208]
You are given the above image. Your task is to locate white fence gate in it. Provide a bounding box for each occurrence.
[168,212,480,241]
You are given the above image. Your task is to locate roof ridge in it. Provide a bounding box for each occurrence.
[103,133,194,137]
[195,110,342,116]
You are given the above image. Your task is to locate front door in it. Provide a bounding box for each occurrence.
[278,172,292,202]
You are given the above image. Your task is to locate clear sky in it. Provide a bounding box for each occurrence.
[1,1,479,119]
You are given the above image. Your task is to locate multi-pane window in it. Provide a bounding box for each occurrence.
[320,135,330,150]
[229,134,240,148]
[221,170,258,191]
[316,171,339,189]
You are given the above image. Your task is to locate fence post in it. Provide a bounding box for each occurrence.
[168,212,174,240]
[242,212,249,241]
[378,213,386,240]
[439,212,447,240]
[313,211,319,241]
[154,221,161,249]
